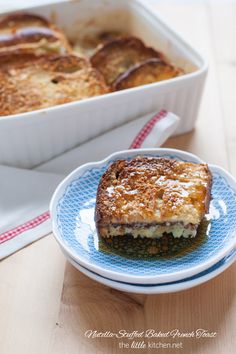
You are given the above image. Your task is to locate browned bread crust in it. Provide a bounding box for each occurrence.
[91,36,163,85]
[0,12,71,54]
[0,13,49,28]
[0,49,42,68]
[0,54,110,116]
[95,157,212,238]
[112,58,182,90]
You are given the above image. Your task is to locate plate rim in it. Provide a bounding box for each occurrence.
[50,148,236,284]
[64,247,236,294]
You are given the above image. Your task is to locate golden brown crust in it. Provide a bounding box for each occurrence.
[91,36,163,85]
[112,58,182,90]
[95,157,212,230]
[0,54,110,116]
[0,13,49,28]
[204,170,212,214]
[0,49,42,68]
[0,12,71,54]
[0,15,185,115]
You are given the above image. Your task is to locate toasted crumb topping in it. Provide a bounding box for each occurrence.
[95,157,212,226]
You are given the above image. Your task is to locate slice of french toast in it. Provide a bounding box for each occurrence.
[0,54,109,116]
[0,12,71,55]
[95,157,212,239]
[91,36,163,85]
[112,58,182,90]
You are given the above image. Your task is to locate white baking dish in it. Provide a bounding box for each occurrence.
[0,0,208,168]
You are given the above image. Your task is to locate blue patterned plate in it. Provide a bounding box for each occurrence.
[64,247,236,294]
[50,148,236,284]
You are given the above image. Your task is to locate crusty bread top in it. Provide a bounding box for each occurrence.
[95,157,212,226]
[91,36,163,85]
[0,12,71,54]
[0,13,49,29]
[113,58,182,90]
[0,50,42,68]
[0,54,109,116]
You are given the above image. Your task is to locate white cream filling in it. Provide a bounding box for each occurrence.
[106,225,197,239]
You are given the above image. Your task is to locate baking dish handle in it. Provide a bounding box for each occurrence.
[130,110,180,149]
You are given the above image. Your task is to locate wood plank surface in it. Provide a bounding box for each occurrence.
[0,236,66,354]
[0,1,235,354]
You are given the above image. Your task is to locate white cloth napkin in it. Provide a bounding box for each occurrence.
[0,110,179,259]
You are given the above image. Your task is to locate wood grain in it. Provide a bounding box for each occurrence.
[0,236,65,354]
[0,1,235,354]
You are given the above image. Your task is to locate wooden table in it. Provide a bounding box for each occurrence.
[0,1,235,353]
